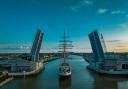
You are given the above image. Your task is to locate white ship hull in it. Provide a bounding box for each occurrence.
[59,71,71,76]
[59,63,71,78]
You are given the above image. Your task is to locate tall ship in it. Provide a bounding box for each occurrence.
[58,30,73,78]
[0,29,44,77]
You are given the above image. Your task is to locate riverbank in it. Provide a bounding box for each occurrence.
[87,65,128,77]
[0,57,59,87]
[0,71,13,87]
[0,77,13,87]
[43,57,60,63]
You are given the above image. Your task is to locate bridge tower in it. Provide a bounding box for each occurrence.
[30,29,43,62]
[89,30,106,62]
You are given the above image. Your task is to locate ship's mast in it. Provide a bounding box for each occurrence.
[63,29,66,63]
[58,29,73,63]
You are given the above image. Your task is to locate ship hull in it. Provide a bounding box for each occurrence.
[59,74,71,79]
[59,62,71,79]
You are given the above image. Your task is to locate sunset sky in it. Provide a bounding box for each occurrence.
[0,0,128,53]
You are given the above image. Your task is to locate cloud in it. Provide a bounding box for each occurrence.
[106,40,121,43]
[97,9,126,15]
[0,44,31,53]
[1,46,30,50]
[116,45,127,47]
[70,6,80,12]
[126,14,128,18]
[108,46,128,52]
[83,0,93,5]
[106,40,128,52]
[111,10,125,15]
[120,23,128,30]
[97,8,108,14]
[70,0,93,12]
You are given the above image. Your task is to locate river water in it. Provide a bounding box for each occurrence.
[1,55,128,89]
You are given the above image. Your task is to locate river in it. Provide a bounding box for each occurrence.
[1,55,128,89]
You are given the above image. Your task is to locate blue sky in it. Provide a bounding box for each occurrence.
[0,0,128,53]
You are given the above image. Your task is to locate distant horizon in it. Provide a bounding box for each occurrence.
[1,51,128,54]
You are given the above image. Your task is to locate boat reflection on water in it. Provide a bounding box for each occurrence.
[59,76,72,89]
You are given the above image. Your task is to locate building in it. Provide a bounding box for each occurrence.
[0,59,35,72]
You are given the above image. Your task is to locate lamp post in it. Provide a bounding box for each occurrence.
[23,71,26,80]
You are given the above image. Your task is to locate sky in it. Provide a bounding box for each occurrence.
[0,0,128,53]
